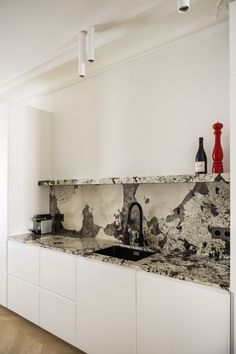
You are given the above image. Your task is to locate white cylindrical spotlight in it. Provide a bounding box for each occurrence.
[178,0,190,13]
[87,26,95,62]
[78,31,87,77]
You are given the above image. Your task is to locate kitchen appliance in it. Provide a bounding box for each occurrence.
[30,214,52,235]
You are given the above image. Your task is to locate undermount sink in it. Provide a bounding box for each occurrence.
[94,245,155,262]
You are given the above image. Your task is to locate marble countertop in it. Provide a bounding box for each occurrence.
[8,234,230,291]
[38,173,230,186]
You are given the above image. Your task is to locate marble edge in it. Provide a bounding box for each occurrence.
[8,235,230,292]
[38,173,230,186]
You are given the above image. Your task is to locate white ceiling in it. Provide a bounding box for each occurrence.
[0,0,164,84]
[0,0,229,96]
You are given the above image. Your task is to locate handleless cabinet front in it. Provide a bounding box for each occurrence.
[40,289,76,345]
[8,241,40,285]
[8,276,39,325]
[39,248,76,346]
[76,257,136,354]
[40,248,76,300]
[7,241,40,324]
[137,271,230,354]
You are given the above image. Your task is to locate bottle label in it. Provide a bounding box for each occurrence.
[195,161,205,172]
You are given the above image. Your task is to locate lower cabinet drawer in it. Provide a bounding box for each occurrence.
[40,289,76,346]
[8,241,39,286]
[40,248,76,301]
[8,276,39,325]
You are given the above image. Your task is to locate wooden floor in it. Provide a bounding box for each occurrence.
[0,306,85,354]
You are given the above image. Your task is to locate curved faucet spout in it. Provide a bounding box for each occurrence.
[126,201,144,247]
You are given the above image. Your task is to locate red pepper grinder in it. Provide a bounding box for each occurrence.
[212,121,224,173]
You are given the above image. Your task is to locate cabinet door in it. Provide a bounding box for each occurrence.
[76,257,136,354]
[137,271,230,354]
[8,103,52,236]
[40,248,76,300]
[40,289,76,346]
[8,276,39,325]
[8,241,39,285]
[0,103,8,306]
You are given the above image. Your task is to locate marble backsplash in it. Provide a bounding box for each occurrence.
[49,178,230,259]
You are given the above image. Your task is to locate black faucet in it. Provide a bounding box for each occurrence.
[125,202,144,247]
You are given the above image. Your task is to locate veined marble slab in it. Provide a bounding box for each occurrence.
[48,180,230,260]
[38,173,230,186]
[8,234,230,291]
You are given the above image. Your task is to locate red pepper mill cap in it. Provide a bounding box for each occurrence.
[213,122,223,130]
[212,121,224,174]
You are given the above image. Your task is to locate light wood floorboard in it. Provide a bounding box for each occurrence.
[0,306,85,354]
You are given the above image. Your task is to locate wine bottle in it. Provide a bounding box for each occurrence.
[195,137,207,174]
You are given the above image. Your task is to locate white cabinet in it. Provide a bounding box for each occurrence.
[137,271,230,354]
[8,276,39,325]
[6,241,231,353]
[40,248,76,300]
[7,243,77,345]
[0,102,52,307]
[8,241,40,285]
[39,248,76,345]
[76,257,136,354]
[7,103,52,236]
[40,289,76,345]
[0,103,8,306]
[7,241,40,325]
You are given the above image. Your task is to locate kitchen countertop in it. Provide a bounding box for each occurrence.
[8,234,230,291]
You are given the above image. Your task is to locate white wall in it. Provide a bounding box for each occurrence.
[230,2,236,353]
[27,24,229,179]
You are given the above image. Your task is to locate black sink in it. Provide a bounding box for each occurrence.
[94,245,155,262]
